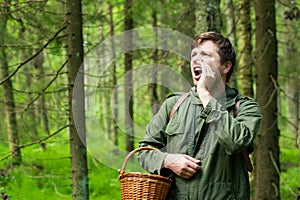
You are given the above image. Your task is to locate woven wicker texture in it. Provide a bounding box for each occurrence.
[119,147,172,200]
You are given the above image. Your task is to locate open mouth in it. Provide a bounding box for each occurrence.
[194,69,202,76]
[193,67,202,80]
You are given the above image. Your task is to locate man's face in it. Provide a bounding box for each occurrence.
[190,40,223,86]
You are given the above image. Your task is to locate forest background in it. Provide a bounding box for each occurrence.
[0,0,299,199]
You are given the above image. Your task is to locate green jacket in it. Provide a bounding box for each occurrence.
[138,86,262,200]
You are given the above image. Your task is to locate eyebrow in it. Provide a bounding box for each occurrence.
[191,47,218,55]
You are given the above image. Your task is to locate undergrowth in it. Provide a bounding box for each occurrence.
[0,133,298,199]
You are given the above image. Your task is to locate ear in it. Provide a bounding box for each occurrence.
[222,61,232,74]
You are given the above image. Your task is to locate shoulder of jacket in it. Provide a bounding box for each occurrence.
[167,92,187,99]
[239,96,258,104]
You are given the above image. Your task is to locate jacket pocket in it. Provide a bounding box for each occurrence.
[165,120,186,153]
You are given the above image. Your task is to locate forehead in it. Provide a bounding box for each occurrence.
[191,40,219,53]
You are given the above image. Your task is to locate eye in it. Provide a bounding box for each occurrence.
[191,51,196,57]
[201,52,210,57]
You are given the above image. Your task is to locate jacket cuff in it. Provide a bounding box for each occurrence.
[156,151,169,175]
[205,98,227,123]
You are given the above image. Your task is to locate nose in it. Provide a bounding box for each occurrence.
[194,59,201,65]
[192,56,202,65]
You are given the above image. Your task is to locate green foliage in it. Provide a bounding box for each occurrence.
[281,167,299,199]
[279,119,299,199]
[0,138,123,199]
[0,139,71,199]
[0,133,298,199]
[89,160,121,200]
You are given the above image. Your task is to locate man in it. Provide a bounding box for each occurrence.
[138,32,262,199]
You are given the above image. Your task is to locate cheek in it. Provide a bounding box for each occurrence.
[190,62,194,71]
[201,56,214,64]
[190,57,196,63]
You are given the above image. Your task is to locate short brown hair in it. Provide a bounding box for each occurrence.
[192,32,236,82]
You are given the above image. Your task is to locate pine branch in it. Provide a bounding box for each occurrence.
[0,25,67,85]
[23,60,67,112]
[0,124,70,162]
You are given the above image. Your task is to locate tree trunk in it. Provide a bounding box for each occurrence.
[98,0,111,140]
[0,0,22,166]
[19,23,39,140]
[66,0,89,199]
[159,0,171,100]
[237,0,254,97]
[25,60,39,139]
[223,0,237,87]
[106,2,118,146]
[23,49,39,140]
[236,0,255,195]
[282,6,300,144]
[124,0,134,152]
[150,7,160,115]
[285,82,299,140]
[282,7,300,198]
[194,0,221,33]
[35,51,50,136]
[224,0,236,44]
[254,0,280,199]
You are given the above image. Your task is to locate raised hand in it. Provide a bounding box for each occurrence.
[197,60,225,106]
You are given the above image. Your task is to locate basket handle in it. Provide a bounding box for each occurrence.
[119,146,158,175]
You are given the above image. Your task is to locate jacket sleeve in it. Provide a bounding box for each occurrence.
[205,97,262,154]
[137,96,178,175]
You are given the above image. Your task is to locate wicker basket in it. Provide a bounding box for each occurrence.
[119,147,172,200]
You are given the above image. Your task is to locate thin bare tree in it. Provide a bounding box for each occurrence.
[0,0,22,166]
[124,0,134,152]
[66,0,89,198]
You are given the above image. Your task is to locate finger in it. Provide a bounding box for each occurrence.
[185,165,199,174]
[198,61,205,76]
[185,155,201,164]
[188,161,200,171]
[203,62,213,77]
[184,156,201,171]
[200,61,211,76]
[207,65,216,78]
[180,170,194,179]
